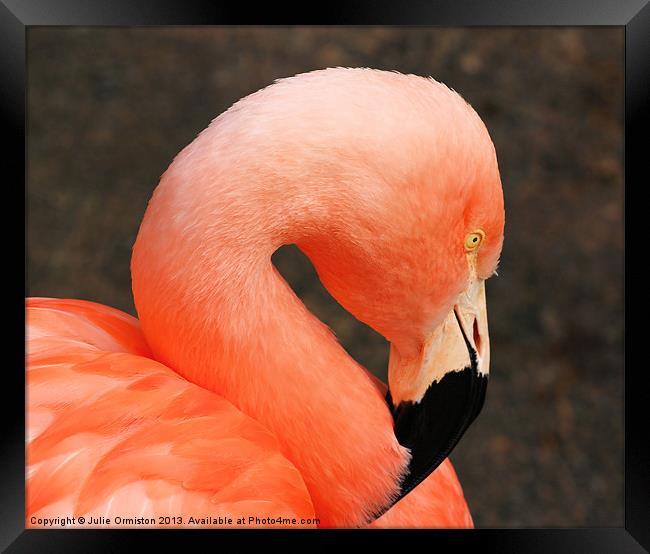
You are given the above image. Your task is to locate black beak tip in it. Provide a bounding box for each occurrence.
[386,359,488,505]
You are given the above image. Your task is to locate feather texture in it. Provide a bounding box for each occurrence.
[27,298,316,528]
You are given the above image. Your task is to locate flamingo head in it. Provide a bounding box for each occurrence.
[284,69,505,500]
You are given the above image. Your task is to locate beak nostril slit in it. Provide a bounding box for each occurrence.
[473,318,481,355]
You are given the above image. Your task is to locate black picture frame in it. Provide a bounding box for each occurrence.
[5,1,645,551]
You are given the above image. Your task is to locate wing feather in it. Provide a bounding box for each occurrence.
[26,298,315,528]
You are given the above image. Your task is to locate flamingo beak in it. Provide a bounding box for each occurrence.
[385,279,489,503]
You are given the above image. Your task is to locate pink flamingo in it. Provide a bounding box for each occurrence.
[26,68,504,528]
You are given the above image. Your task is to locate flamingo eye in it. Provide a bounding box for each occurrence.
[464,230,485,251]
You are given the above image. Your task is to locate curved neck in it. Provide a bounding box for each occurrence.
[131,132,409,527]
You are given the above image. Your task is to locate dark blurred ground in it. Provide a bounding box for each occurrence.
[26,27,623,527]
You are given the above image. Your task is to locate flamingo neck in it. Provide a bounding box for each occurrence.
[131,138,409,527]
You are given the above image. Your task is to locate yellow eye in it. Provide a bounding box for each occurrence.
[464,230,484,251]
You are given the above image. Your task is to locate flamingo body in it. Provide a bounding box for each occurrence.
[27,298,471,528]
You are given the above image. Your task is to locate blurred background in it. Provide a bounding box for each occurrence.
[27,27,623,527]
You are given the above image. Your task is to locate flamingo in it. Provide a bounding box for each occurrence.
[26,68,505,529]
